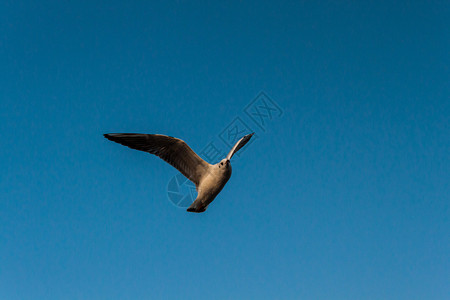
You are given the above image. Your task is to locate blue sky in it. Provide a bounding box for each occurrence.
[1,1,449,299]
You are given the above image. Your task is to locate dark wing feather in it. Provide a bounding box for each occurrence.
[104,133,209,186]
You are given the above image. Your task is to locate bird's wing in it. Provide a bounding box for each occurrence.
[104,133,210,186]
[226,133,255,160]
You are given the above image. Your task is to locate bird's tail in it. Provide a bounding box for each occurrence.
[187,200,206,213]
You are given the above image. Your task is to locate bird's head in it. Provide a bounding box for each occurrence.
[217,158,231,171]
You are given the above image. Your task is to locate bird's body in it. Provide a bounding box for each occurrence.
[189,159,232,212]
[103,132,253,213]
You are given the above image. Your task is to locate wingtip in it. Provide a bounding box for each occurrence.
[103,133,117,141]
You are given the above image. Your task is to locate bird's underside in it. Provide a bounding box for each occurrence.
[104,132,254,213]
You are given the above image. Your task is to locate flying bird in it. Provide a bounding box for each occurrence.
[103,132,254,213]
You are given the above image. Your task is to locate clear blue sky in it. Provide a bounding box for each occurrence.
[1,1,449,299]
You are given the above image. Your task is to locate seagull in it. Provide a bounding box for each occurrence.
[103,132,254,213]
